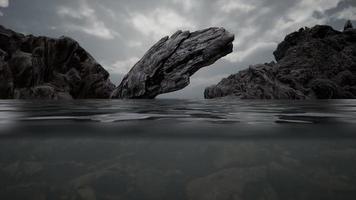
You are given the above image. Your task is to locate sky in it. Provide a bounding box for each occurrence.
[0,0,355,98]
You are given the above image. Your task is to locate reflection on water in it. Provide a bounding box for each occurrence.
[0,99,356,200]
[1,99,356,126]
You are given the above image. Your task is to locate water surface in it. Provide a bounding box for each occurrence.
[0,99,356,200]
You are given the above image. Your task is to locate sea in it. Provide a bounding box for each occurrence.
[0,99,356,200]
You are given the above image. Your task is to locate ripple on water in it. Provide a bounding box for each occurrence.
[0,99,356,132]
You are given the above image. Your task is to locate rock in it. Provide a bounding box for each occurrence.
[111,28,234,99]
[186,167,273,200]
[205,63,306,99]
[310,79,339,99]
[344,20,353,31]
[0,55,13,99]
[0,25,115,99]
[1,24,234,99]
[76,186,96,200]
[205,23,356,99]
[212,143,275,169]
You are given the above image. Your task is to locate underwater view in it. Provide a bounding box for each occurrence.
[0,99,356,200]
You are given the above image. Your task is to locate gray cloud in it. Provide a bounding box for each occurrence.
[0,0,8,7]
[1,0,355,98]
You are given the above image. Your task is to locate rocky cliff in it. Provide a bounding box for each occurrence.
[205,21,356,99]
[111,28,234,99]
[0,25,116,99]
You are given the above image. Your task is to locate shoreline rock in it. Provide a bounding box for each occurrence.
[0,25,115,99]
[0,25,234,99]
[205,22,356,99]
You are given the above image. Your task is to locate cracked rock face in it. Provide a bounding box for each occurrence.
[0,25,115,99]
[111,28,234,99]
[205,23,356,99]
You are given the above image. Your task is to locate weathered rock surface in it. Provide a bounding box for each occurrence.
[0,25,115,99]
[111,28,234,99]
[1,25,234,99]
[205,22,356,99]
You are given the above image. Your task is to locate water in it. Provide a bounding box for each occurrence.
[0,99,356,200]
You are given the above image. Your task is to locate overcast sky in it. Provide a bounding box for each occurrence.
[0,0,355,98]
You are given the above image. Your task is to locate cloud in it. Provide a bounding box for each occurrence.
[173,0,195,11]
[109,57,140,75]
[226,42,277,63]
[0,0,8,7]
[285,0,339,24]
[127,40,143,48]
[221,0,342,65]
[217,0,256,13]
[129,7,196,40]
[0,0,8,15]
[57,0,117,40]
[333,6,356,20]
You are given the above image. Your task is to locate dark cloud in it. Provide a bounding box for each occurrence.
[1,0,355,98]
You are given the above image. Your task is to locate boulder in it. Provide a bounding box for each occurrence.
[111,28,234,99]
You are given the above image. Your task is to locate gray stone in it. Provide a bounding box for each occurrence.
[0,25,115,99]
[1,24,235,99]
[344,20,353,31]
[0,58,13,99]
[111,28,234,99]
[205,23,356,99]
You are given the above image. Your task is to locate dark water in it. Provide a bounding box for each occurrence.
[1,99,356,200]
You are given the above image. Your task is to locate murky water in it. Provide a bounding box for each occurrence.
[0,99,356,200]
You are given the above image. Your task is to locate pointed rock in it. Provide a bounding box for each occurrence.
[344,20,353,31]
[111,28,234,99]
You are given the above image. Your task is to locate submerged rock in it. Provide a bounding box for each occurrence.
[186,167,273,200]
[0,25,115,99]
[111,28,234,99]
[205,22,356,99]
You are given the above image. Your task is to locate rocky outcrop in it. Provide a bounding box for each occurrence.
[1,25,234,99]
[0,25,115,99]
[344,20,353,31]
[111,28,234,99]
[205,22,356,99]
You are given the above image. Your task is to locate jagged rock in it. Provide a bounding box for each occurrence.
[0,50,12,99]
[205,23,356,99]
[111,28,234,99]
[344,20,353,31]
[205,63,306,99]
[0,25,115,99]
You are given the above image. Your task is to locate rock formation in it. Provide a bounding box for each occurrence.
[111,28,234,99]
[344,20,353,31]
[0,25,234,99]
[205,21,356,99]
[0,25,115,99]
